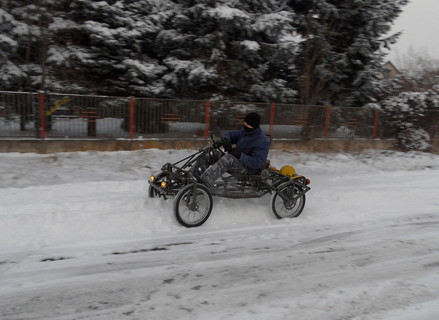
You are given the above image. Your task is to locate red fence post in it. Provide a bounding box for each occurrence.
[324,106,331,139]
[39,91,46,140]
[204,99,210,140]
[129,96,135,140]
[372,111,379,139]
[269,102,275,136]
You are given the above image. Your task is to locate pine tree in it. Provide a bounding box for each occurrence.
[2,0,410,107]
[44,0,175,95]
[155,0,298,102]
[290,0,409,107]
[0,4,26,90]
[0,0,54,91]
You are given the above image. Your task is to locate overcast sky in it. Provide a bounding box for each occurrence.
[387,0,439,65]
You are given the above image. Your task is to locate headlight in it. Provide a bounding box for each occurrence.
[161,181,166,188]
[150,175,155,182]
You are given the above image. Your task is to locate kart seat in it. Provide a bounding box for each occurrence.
[260,134,272,171]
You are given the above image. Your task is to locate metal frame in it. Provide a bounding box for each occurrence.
[148,144,310,202]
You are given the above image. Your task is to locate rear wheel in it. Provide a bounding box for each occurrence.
[271,184,306,219]
[174,184,213,227]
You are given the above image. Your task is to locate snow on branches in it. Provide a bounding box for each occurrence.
[380,86,439,151]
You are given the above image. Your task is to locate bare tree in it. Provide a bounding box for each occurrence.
[395,47,439,90]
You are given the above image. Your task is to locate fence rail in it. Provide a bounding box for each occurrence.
[0,91,431,141]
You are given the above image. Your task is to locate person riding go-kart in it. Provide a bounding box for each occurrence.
[189,112,270,188]
[148,112,311,228]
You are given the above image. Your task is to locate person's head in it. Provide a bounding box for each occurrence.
[243,112,260,131]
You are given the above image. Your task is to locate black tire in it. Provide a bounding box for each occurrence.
[148,172,166,198]
[271,183,306,219]
[174,184,213,228]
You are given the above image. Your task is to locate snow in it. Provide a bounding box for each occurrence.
[48,18,79,32]
[0,34,17,48]
[0,117,128,138]
[123,59,166,78]
[240,40,260,51]
[208,6,250,20]
[188,62,217,84]
[1,148,439,319]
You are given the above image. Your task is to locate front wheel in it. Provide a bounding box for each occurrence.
[271,184,306,219]
[174,184,213,227]
[148,172,166,198]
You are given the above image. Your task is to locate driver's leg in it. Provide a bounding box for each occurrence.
[189,149,221,180]
[200,154,247,187]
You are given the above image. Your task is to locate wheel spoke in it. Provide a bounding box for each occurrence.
[179,191,209,224]
[272,185,305,219]
[174,184,213,227]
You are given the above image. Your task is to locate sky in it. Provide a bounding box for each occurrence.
[388,0,439,66]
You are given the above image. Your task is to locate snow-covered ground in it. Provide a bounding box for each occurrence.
[1,148,439,320]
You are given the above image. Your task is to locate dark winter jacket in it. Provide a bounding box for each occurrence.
[223,127,270,174]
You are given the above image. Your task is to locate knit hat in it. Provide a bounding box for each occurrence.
[244,112,260,129]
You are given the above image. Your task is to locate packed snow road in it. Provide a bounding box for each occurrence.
[1,149,439,319]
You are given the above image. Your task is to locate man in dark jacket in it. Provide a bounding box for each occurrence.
[190,112,270,188]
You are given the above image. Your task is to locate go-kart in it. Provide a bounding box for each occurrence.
[148,131,311,227]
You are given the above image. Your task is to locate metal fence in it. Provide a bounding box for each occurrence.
[0,90,432,141]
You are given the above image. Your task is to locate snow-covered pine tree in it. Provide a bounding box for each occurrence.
[3,0,298,99]
[290,0,409,107]
[0,0,57,91]
[0,0,59,133]
[3,0,410,107]
[45,0,175,95]
[155,0,298,102]
[0,4,26,90]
